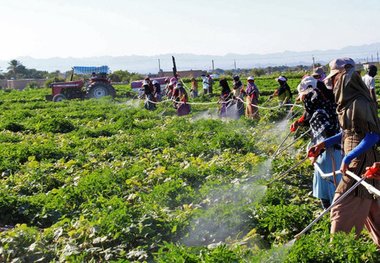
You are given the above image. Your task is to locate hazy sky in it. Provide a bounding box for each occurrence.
[1,0,379,60]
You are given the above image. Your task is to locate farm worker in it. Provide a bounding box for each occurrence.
[207,74,214,94]
[219,78,233,117]
[164,77,170,96]
[142,80,156,110]
[291,76,342,209]
[312,67,335,103]
[245,76,260,119]
[143,77,155,96]
[166,77,177,99]
[90,72,97,81]
[201,74,209,95]
[177,82,189,102]
[152,80,162,101]
[232,75,245,117]
[175,82,191,116]
[232,75,244,97]
[271,76,292,105]
[311,66,326,81]
[362,65,378,103]
[190,77,198,98]
[220,78,231,97]
[308,58,380,247]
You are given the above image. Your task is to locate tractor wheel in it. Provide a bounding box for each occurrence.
[88,84,115,99]
[53,94,66,102]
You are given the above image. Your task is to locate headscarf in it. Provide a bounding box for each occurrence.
[333,67,380,134]
[246,81,258,98]
[219,79,231,96]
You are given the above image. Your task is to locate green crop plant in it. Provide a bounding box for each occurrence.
[0,81,377,262]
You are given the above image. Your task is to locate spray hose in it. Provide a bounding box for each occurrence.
[140,92,304,109]
[235,96,303,109]
[313,163,380,197]
[294,167,380,239]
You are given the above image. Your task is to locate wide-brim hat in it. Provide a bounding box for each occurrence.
[312,67,325,77]
[325,57,355,79]
[296,76,317,99]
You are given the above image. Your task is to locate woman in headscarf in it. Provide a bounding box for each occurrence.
[308,58,380,247]
[190,77,198,98]
[165,77,176,98]
[142,80,156,110]
[272,76,292,105]
[293,76,342,209]
[174,82,191,116]
[312,66,335,103]
[152,80,161,102]
[219,78,232,117]
[232,75,245,118]
[245,76,260,119]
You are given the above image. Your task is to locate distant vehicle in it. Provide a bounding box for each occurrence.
[46,66,116,102]
[131,77,168,97]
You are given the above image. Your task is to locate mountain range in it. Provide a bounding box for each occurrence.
[1,43,380,74]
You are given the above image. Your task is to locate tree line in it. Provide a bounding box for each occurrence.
[0,60,143,84]
[0,59,320,83]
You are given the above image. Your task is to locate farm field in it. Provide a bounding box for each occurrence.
[0,78,379,262]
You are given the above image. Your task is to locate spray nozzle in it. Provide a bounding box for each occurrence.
[365,166,380,179]
[308,148,323,158]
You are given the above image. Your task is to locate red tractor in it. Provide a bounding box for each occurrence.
[46,66,116,102]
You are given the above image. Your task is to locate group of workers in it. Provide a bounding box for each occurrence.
[218,75,260,119]
[141,72,296,120]
[142,76,191,115]
[217,74,296,119]
[291,59,380,247]
[140,60,380,246]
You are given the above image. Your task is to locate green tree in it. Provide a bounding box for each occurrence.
[250,68,265,77]
[7,59,21,79]
[6,60,30,79]
[0,68,5,79]
[108,70,142,83]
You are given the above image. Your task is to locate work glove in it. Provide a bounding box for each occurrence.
[365,163,380,179]
[290,121,298,132]
[308,143,325,164]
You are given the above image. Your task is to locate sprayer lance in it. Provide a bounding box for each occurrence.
[269,156,309,184]
[294,166,380,239]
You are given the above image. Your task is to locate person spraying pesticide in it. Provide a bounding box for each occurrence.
[142,80,156,111]
[172,82,191,116]
[291,76,342,209]
[271,76,292,106]
[218,78,233,118]
[245,76,260,119]
[307,58,380,247]
[232,75,245,118]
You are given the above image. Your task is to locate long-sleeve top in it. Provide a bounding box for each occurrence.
[324,132,380,165]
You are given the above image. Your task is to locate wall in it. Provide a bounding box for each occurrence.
[0,80,7,89]
[6,79,46,90]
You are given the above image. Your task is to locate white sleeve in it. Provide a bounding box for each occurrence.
[370,78,375,90]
